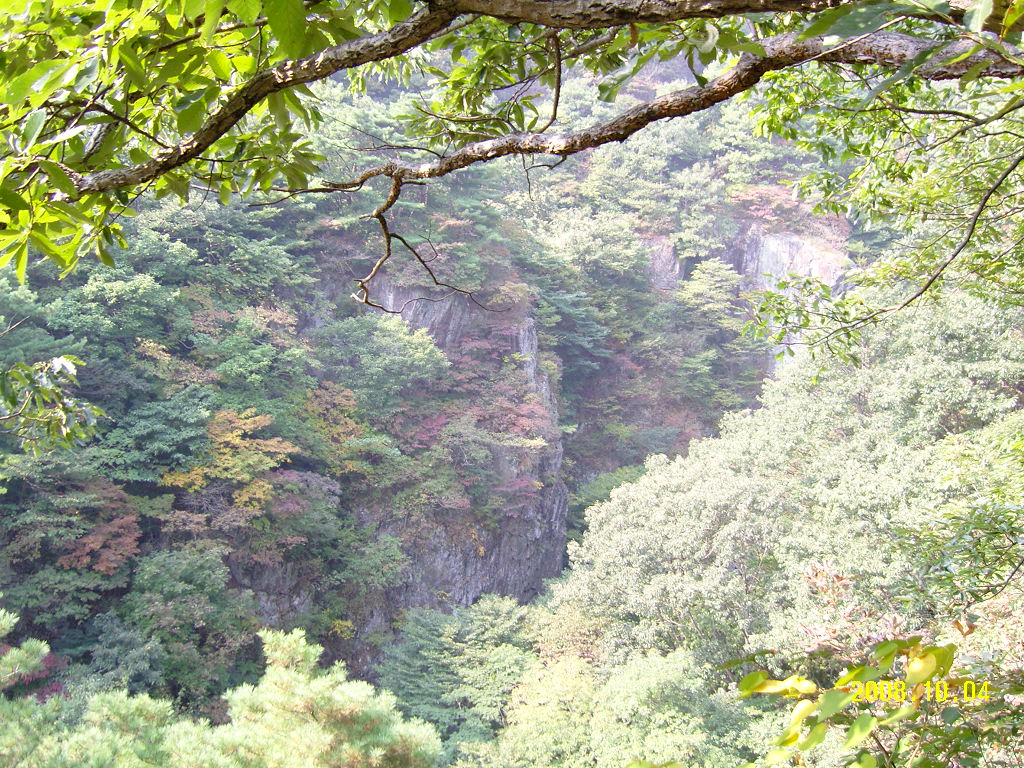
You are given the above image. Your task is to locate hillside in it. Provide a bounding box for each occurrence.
[6,2,1024,763]
[0,83,847,702]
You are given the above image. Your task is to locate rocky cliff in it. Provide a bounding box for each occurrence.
[342,282,569,673]
[270,201,852,675]
[733,224,849,292]
[377,304,568,604]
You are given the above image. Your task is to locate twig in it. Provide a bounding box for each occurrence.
[894,150,1024,312]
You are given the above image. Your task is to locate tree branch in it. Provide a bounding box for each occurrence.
[68,2,1023,202]
[324,32,1024,193]
[75,2,462,195]
[453,0,849,28]
[451,0,993,30]
[326,27,1024,308]
[894,149,1024,311]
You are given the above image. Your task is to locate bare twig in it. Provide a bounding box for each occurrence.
[535,32,562,133]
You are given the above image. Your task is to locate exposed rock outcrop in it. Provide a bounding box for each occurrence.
[378,310,567,610]
[733,224,850,293]
[645,235,684,289]
[345,286,568,674]
[290,201,852,675]
[375,277,476,351]
[228,559,314,628]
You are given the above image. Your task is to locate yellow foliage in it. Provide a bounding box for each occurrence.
[161,409,297,512]
[329,619,356,639]
[302,383,365,477]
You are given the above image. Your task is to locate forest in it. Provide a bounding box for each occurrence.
[2,0,1024,766]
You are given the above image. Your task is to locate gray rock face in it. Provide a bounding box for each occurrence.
[645,235,683,289]
[346,287,568,674]
[390,306,567,597]
[227,558,314,627]
[381,304,567,601]
[389,286,569,603]
[375,277,475,351]
[381,441,567,606]
[245,212,849,671]
[735,225,849,292]
[726,222,852,368]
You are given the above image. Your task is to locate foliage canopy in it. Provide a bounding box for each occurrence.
[2,0,1024,306]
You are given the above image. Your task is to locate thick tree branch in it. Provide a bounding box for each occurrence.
[450,0,988,29]
[328,27,1024,307]
[71,0,1020,201]
[326,32,1024,190]
[76,2,462,195]
[453,0,847,28]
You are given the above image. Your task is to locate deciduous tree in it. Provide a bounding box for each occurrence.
[4,0,1024,322]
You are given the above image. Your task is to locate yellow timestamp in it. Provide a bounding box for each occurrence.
[849,679,991,703]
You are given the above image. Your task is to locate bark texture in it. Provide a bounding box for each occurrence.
[453,0,847,27]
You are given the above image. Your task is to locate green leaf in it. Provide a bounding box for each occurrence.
[1,60,65,107]
[900,0,951,10]
[218,180,233,204]
[38,123,90,147]
[20,109,47,148]
[116,44,149,89]
[47,201,93,225]
[941,706,961,724]
[0,186,30,213]
[265,0,307,59]
[959,59,992,88]
[835,666,881,685]
[738,670,768,696]
[36,161,79,198]
[965,0,994,32]
[820,2,902,43]
[843,714,877,749]
[266,91,291,130]
[175,88,214,134]
[11,240,29,283]
[202,0,227,43]
[817,688,856,720]
[855,43,941,109]
[184,0,205,20]
[97,248,116,267]
[872,640,900,662]
[798,4,856,39]
[734,41,767,55]
[798,722,827,750]
[0,239,21,268]
[878,705,917,725]
[228,0,261,25]
[1003,0,1024,36]
[931,644,956,677]
[388,0,413,22]
[29,230,68,268]
[943,42,984,66]
[208,49,233,79]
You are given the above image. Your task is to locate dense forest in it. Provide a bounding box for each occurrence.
[0,78,786,707]
[3,0,1024,766]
